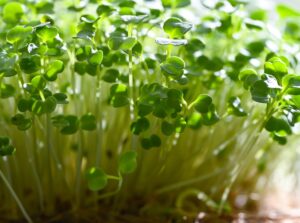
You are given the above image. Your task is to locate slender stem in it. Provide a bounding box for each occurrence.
[95,71,103,166]
[128,33,135,122]
[0,169,33,223]
[75,130,84,208]
[29,122,45,212]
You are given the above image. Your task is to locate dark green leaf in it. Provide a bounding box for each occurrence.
[3,2,25,24]
[120,15,148,24]
[102,69,119,83]
[163,17,192,38]
[43,96,57,113]
[88,51,103,65]
[80,113,97,131]
[161,121,174,136]
[161,56,185,78]
[0,84,15,98]
[36,26,58,42]
[265,116,292,137]
[130,117,150,135]
[86,167,108,191]
[96,4,115,16]
[119,151,137,174]
[150,134,161,147]
[108,36,137,51]
[282,74,300,95]
[250,80,271,103]
[19,56,41,74]
[6,26,32,45]
[45,60,64,81]
[192,94,213,113]
[53,93,68,104]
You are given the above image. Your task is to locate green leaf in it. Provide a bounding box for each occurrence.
[163,17,192,38]
[262,74,281,89]
[96,4,115,16]
[36,1,54,14]
[250,80,271,103]
[132,41,143,56]
[102,69,119,83]
[45,60,64,81]
[162,0,191,8]
[19,55,41,74]
[31,75,46,90]
[227,96,247,117]
[161,121,174,136]
[108,36,137,51]
[86,167,108,191]
[141,137,152,150]
[0,144,16,156]
[185,38,205,52]
[76,23,95,40]
[110,83,129,108]
[36,26,58,42]
[43,96,57,113]
[155,38,188,46]
[201,105,220,126]
[17,99,31,112]
[161,56,185,78]
[187,112,202,129]
[264,57,288,81]
[282,74,300,95]
[0,137,9,147]
[0,137,16,156]
[174,117,186,133]
[11,114,32,131]
[88,51,103,65]
[86,64,98,76]
[265,116,292,137]
[277,4,300,19]
[130,117,150,135]
[192,94,213,113]
[52,115,79,135]
[239,69,259,89]
[0,84,15,98]
[80,14,99,23]
[120,15,148,24]
[75,62,86,75]
[119,151,137,174]
[53,93,68,104]
[31,100,45,115]
[150,134,161,147]
[80,114,97,131]
[3,2,25,24]
[244,18,264,30]
[6,26,32,45]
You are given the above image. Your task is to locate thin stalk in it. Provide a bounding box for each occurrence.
[75,130,84,208]
[0,169,33,223]
[128,43,135,121]
[45,114,54,213]
[0,74,3,97]
[95,72,103,166]
[29,118,45,212]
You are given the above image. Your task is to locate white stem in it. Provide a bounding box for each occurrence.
[0,169,33,223]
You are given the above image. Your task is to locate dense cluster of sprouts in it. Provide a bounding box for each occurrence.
[1,0,300,222]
